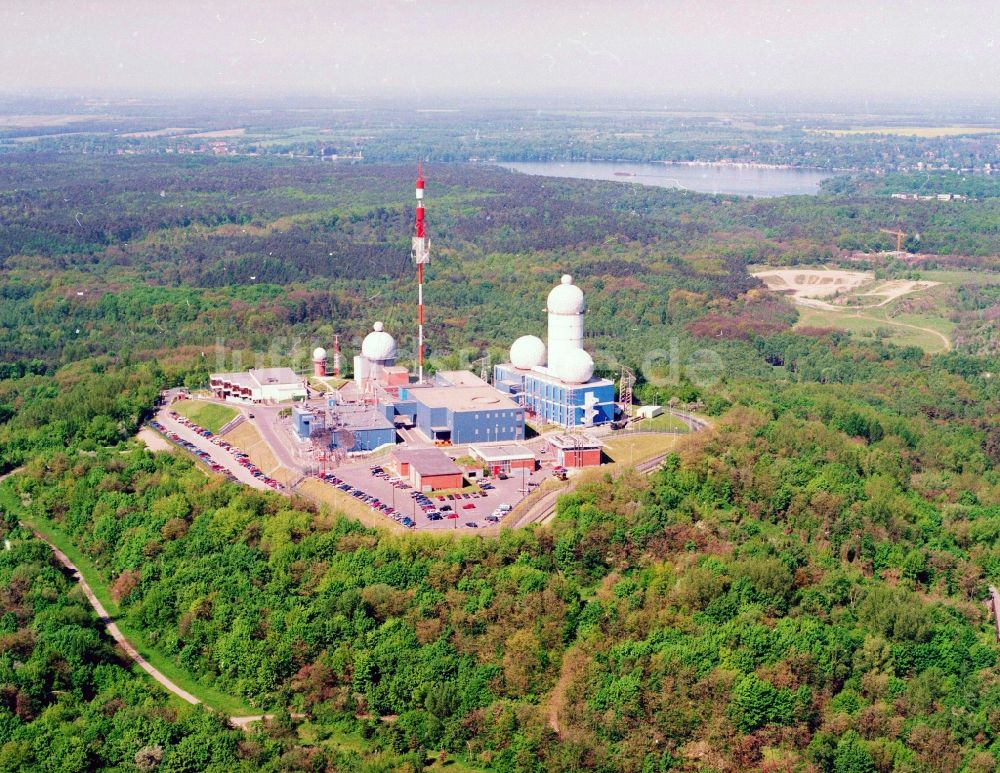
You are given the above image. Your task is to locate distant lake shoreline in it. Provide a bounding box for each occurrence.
[495,160,834,197]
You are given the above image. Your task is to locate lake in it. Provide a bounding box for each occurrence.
[496,160,832,197]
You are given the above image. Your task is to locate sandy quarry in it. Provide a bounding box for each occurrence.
[752,268,873,299]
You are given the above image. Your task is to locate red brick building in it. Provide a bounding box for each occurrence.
[548,434,602,469]
[392,448,464,491]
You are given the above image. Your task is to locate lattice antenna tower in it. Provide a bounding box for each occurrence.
[619,365,635,419]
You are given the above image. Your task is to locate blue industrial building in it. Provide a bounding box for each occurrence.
[292,406,324,439]
[494,364,616,428]
[397,371,525,444]
[334,407,397,452]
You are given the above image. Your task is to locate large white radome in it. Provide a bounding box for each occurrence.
[556,348,595,384]
[510,335,546,370]
[312,347,327,361]
[361,321,397,362]
[547,274,586,315]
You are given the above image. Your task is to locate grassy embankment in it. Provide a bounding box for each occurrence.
[221,421,297,485]
[171,399,239,433]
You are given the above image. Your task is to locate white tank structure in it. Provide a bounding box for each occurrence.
[546,274,587,379]
[312,346,328,377]
[510,335,546,370]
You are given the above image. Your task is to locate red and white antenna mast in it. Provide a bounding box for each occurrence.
[411,163,431,382]
[332,334,341,378]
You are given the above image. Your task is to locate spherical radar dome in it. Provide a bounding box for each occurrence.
[547,274,586,315]
[312,347,327,361]
[557,348,595,385]
[510,335,546,370]
[361,321,397,361]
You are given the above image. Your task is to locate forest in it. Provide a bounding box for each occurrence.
[2,141,1000,771]
[4,352,1000,770]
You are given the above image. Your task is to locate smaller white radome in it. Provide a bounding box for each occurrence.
[510,335,547,370]
[556,348,595,384]
[361,322,397,362]
[546,274,586,315]
[312,347,327,361]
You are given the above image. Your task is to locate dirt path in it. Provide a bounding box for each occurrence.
[0,466,25,484]
[136,428,172,452]
[25,524,301,729]
[547,645,584,735]
[26,527,202,705]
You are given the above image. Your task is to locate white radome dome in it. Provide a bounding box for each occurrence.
[312,347,327,361]
[557,348,594,384]
[547,274,586,315]
[361,321,396,361]
[510,335,546,370]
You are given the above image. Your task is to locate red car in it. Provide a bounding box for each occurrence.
[462,502,476,510]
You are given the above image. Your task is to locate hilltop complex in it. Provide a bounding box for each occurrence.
[210,170,618,455]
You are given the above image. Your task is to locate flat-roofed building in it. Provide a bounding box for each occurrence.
[392,447,464,491]
[328,405,397,452]
[210,367,306,403]
[548,434,602,469]
[470,444,537,474]
[399,371,524,444]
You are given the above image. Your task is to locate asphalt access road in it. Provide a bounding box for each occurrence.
[155,409,272,491]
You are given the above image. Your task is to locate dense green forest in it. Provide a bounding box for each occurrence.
[3,144,1000,771]
[3,155,1000,379]
[4,355,1000,770]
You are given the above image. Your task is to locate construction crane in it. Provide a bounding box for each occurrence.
[880,227,908,252]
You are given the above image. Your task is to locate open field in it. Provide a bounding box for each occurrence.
[187,127,246,138]
[171,399,238,433]
[121,127,198,138]
[795,307,952,353]
[752,268,872,299]
[918,269,1000,286]
[633,412,692,433]
[0,113,114,127]
[603,433,681,467]
[809,126,1000,137]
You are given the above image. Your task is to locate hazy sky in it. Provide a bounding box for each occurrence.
[1,1,998,101]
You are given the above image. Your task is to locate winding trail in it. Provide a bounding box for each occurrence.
[25,526,202,705]
[23,524,299,729]
[849,312,952,352]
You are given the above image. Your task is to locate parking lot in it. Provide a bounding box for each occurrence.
[315,460,552,530]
